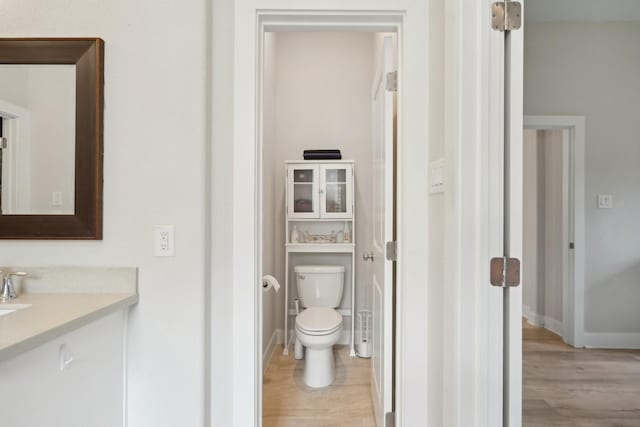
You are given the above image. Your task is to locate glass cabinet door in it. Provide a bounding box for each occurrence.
[287,165,319,218]
[320,164,353,218]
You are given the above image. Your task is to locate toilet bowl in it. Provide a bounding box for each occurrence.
[295,306,343,388]
[294,265,345,388]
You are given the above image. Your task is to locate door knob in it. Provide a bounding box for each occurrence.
[363,252,374,262]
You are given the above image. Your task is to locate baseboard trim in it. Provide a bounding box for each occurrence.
[523,305,544,327]
[523,305,563,336]
[543,316,563,337]
[583,333,640,349]
[262,329,282,372]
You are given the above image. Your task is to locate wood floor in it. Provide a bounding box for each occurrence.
[263,325,640,426]
[524,320,640,426]
[263,345,376,427]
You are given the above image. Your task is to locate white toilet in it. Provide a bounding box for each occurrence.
[294,265,345,388]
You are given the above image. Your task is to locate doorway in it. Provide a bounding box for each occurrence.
[522,116,585,347]
[522,128,567,339]
[258,28,398,427]
[226,6,431,426]
[520,3,640,425]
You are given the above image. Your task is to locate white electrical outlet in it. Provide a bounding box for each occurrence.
[153,225,174,257]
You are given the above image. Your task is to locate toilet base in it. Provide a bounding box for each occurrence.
[303,347,335,388]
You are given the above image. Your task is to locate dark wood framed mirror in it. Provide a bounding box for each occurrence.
[0,38,103,239]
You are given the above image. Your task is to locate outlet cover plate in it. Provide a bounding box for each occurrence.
[153,225,174,257]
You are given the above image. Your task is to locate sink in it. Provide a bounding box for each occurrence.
[0,304,31,316]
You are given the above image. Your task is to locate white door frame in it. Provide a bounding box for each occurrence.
[229,3,430,426]
[523,115,586,348]
[442,0,516,425]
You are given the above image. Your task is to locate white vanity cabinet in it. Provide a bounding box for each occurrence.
[287,163,354,219]
[0,310,125,427]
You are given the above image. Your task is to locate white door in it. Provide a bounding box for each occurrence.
[370,35,395,427]
[319,164,353,219]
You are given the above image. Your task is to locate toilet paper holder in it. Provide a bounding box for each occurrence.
[262,275,281,292]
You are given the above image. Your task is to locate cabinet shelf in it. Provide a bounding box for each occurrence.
[286,243,355,253]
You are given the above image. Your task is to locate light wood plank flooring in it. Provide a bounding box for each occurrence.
[263,345,376,427]
[524,320,640,426]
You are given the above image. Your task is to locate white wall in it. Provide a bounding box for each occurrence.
[525,22,640,334]
[543,130,564,325]
[262,31,375,350]
[523,129,564,330]
[1,2,208,427]
[262,32,278,359]
[526,0,640,23]
[523,129,545,321]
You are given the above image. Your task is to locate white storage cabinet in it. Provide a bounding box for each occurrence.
[287,163,354,219]
[284,160,356,356]
[0,310,126,427]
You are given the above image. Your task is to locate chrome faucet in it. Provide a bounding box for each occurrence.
[1,271,27,302]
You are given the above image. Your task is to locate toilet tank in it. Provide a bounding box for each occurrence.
[295,265,345,308]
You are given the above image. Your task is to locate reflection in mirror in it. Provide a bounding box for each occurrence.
[0,64,76,215]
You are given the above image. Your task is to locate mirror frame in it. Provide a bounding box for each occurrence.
[0,38,104,239]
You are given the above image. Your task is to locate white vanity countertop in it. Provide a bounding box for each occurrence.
[0,292,138,363]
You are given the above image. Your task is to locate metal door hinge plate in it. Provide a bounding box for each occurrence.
[490,257,520,287]
[386,71,398,92]
[492,1,522,32]
[0,137,6,149]
[386,241,397,262]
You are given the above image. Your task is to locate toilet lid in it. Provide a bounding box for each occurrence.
[296,307,342,334]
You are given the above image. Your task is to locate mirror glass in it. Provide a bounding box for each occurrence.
[0,64,76,215]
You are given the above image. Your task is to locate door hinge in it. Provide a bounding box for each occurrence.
[0,137,6,149]
[386,241,397,262]
[386,71,398,92]
[385,411,395,427]
[569,242,575,249]
[491,1,522,32]
[490,257,521,287]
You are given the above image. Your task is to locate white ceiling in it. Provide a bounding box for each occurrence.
[525,0,640,22]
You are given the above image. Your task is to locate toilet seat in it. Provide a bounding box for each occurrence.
[296,307,342,336]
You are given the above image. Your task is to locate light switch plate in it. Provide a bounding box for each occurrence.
[51,191,63,207]
[597,194,613,209]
